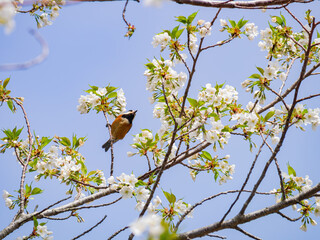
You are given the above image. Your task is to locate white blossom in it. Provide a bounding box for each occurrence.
[119,186,134,199]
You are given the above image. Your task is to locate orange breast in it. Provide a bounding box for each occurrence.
[111,117,132,140]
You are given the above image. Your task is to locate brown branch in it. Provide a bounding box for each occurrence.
[144,153,152,171]
[296,93,320,103]
[108,226,129,240]
[10,98,33,217]
[0,30,49,71]
[103,111,115,176]
[276,211,302,222]
[201,36,236,51]
[234,226,261,240]
[219,135,267,224]
[177,182,320,239]
[71,215,107,240]
[175,189,277,231]
[67,197,122,211]
[172,0,312,9]
[259,133,286,201]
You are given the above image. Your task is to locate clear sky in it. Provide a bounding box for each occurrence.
[1,1,320,239]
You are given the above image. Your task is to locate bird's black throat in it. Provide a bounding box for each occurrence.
[122,113,135,124]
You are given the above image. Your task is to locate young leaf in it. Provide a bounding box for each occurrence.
[176,16,187,24]
[175,28,185,39]
[3,77,10,89]
[60,137,71,147]
[249,73,261,79]
[187,12,198,24]
[7,99,15,113]
[33,216,39,228]
[264,111,275,122]
[187,98,198,108]
[256,67,264,75]
[31,187,43,195]
[287,163,296,177]
[229,19,236,28]
[201,151,212,160]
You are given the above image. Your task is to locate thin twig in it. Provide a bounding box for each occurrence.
[234,226,261,240]
[11,98,33,216]
[296,93,320,103]
[284,7,310,33]
[103,112,115,176]
[122,0,130,26]
[277,211,302,222]
[108,226,129,240]
[259,133,286,201]
[144,153,152,171]
[71,215,107,240]
[175,189,277,230]
[219,135,268,224]
[44,213,73,220]
[67,197,122,211]
[201,36,236,51]
[36,196,72,217]
[207,234,227,239]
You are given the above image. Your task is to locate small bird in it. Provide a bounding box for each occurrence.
[102,110,137,152]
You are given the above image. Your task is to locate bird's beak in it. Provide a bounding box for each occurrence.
[134,110,138,114]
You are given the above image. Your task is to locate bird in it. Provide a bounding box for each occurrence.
[102,110,137,152]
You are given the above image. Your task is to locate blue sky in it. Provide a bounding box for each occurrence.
[1,1,320,239]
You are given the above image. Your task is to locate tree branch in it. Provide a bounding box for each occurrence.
[177,182,320,239]
[71,215,107,240]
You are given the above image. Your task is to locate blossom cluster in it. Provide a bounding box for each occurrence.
[197,20,212,38]
[0,0,16,34]
[2,190,12,208]
[130,214,164,238]
[32,143,107,188]
[152,32,171,50]
[107,173,151,200]
[244,23,258,40]
[77,86,126,115]
[36,225,53,240]
[144,59,187,95]
[188,152,235,184]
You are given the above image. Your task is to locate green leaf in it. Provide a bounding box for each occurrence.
[187,98,198,108]
[229,20,236,28]
[89,85,99,91]
[107,86,117,93]
[25,184,31,195]
[175,28,185,39]
[214,171,219,182]
[3,77,10,88]
[201,151,212,160]
[187,12,198,24]
[175,16,187,24]
[31,187,43,195]
[108,92,117,99]
[80,161,87,175]
[171,26,179,39]
[287,163,296,177]
[7,99,15,113]
[256,67,264,75]
[163,190,176,204]
[249,73,261,79]
[264,111,275,122]
[40,137,52,149]
[33,216,39,228]
[60,137,71,147]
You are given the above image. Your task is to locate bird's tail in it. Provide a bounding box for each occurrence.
[102,139,112,152]
[102,139,118,152]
